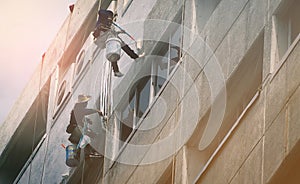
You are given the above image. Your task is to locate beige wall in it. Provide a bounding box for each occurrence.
[104,0,300,183]
[1,0,299,183]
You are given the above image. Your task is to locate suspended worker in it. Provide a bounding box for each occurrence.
[92,9,123,77]
[93,9,139,77]
[67,94,104,133]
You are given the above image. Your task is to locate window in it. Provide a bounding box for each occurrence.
[151,20,182,96]
[57,6,97,83]
[275,0,300,59]
[0,79,50,183]
[53,63,74,120]
[187,32,264,183]
[118,12,183,146]
[119,76,151,144]
[75,49,85,76]
[56,80,66,106]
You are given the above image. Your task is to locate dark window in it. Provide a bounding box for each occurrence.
[120,94,135,143]
[119,76,151,145]
[152,20,182,96]
[0,79,50,183]
[276,0,300,58]
[118,11,183,145]
[57,80,66,106]
[75,49,86,75]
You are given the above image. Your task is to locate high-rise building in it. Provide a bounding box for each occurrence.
[0,0,299,183]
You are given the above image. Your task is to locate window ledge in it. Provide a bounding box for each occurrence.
[271,33,300,82]
[107,59,183,170]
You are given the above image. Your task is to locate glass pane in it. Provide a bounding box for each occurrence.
[120,95,135,143]
[290,2,300,44]
[169,26,181,74]
[121,96,135,128]
[137,78,151,119]
[155,75,166,95]
[154,55,168,95]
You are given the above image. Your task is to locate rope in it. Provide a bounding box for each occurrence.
[39,5,74,182]
[33,0,103,182]
[80,1,103,183]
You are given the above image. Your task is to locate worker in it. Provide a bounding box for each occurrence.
[67,94,104,133]
[92,9,114,39]
[92,9,124,77]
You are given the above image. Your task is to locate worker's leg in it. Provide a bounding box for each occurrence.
[111,62,123,77]
[111,62,119,73]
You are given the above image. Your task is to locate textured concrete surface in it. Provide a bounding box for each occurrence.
[1,0,299,183]
[263,109,286,183]
[287,86,300,151]
[0,0,100,154]
[230,140,263,184]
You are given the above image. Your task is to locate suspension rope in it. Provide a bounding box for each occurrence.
[39,5,74,182]
[79,0,104,183]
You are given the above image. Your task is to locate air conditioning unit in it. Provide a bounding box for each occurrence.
[53,63,75,119]
[73,34,94,89]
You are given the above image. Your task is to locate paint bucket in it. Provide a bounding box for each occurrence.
[65,145,79,167]
[106,37,121,62]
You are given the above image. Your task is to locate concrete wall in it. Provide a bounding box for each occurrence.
[197,34,300,184]
[103,0,300,183]
[0,0,109,183]
[0,0,100,154]
[1,0,299,183]
[4,0,161,182]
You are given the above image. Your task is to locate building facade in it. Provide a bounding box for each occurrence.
[0,0,299,183]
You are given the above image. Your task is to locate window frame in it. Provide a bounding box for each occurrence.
[0,79,50,183]
[114,8,184,162]
[271,0,300,73]
[118,75,152,147]
[150,19,183,98]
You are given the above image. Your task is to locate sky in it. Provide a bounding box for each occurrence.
[0,0,76,124]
